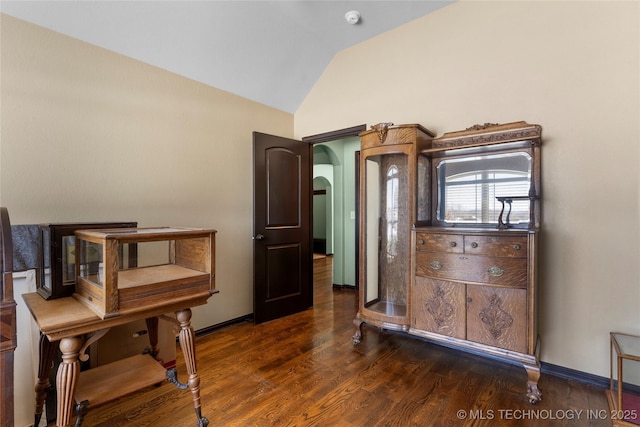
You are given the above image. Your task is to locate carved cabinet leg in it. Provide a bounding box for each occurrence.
[353,318,364,346]
[34,334,57,427]
[56,336,83,427]
[176,308,208,427]
[523,361,542,404]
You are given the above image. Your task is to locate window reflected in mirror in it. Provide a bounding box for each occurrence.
[436,152,532,225]
[386,165,399,258]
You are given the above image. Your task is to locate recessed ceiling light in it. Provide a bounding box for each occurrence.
[345,10,361,25]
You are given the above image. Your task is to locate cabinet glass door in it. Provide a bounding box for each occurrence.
[363,152,409,317]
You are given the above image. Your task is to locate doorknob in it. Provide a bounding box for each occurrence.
[254,234,265,240]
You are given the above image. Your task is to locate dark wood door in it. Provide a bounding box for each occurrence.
[253,132,312,324]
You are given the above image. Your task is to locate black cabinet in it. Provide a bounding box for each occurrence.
[37,222,136,299]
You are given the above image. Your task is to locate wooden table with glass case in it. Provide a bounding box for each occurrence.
[23,227,217,427]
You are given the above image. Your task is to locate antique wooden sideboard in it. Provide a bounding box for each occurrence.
[353,122,542,403]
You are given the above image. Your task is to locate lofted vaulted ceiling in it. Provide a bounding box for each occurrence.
[1,1,454,113]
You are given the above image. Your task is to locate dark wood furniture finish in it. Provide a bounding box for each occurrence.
[37,222,137,300]
[301,124,367,143]
[253,132,313,324]
[353,122,543,404]
[0,207,16,427]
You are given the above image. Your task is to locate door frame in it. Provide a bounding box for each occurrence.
[302,125,366,144]
[303,124,366,290]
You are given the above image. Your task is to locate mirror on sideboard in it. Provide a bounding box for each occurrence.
[435,150,533,226]
[424,122,542,230]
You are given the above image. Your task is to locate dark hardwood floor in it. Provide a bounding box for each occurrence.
[66,255,611,426]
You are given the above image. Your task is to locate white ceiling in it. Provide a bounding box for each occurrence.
[0,1,454,113]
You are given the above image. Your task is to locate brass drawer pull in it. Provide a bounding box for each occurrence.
[429,260,442,270]
[471,242,478,248]
[488,266,504,277]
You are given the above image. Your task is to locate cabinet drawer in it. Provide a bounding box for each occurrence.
[415,233,463,253]
[464,235,528,258]
[415,252,527,288]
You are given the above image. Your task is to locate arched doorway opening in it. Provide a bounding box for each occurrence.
[312,139,359,288]
[313,175,332,255]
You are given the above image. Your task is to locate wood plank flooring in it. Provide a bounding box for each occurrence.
[63,256,611,426]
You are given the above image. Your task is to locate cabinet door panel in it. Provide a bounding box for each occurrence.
[466,286,527,353]
[412,277,465,339]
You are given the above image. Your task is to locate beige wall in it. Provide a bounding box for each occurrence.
[1,13,293,329]
[2,15,294,424]
[295,1,640,378]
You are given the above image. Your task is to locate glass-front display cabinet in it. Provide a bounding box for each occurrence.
[74,227,217,319]
[352,121,544,404]
[608,332,640,426]
[353,123,435,343]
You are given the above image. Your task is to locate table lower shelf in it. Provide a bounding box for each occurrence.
[75,354,167,407]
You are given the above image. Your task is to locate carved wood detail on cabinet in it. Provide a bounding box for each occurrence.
[413,229,534,356]
[412,277,465,339]
[467,285,527,354]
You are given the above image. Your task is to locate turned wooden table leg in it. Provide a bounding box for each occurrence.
[34,333,57,427]
[56,336,83,427]
[176,308,208,427]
